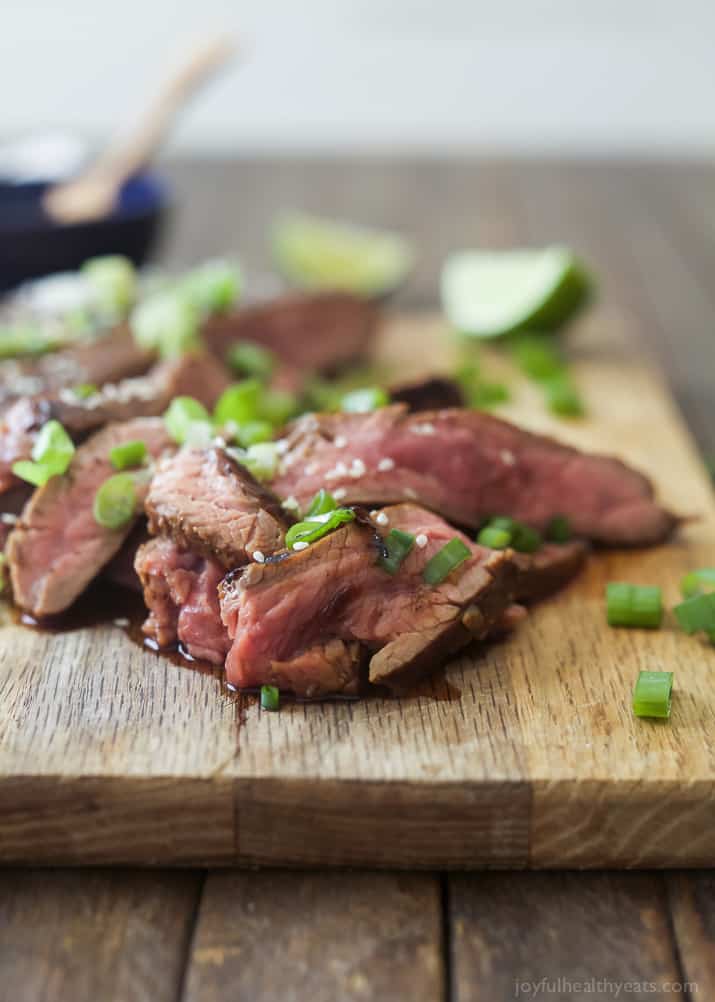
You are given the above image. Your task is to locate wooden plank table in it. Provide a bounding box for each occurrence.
[2,159,714,999]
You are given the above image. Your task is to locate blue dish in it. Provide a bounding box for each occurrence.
[0,173,170,292]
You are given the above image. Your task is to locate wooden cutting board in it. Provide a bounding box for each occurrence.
[1,309,714,869]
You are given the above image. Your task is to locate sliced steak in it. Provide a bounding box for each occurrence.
[218,505,518,696]
[203,292,378,375]
[135,537,230,664]
[7,418,172,616]
[145,447,290,568]
[272,406,675,546]
[0,351,230,494]
[512,540,589,601]
[390,376,464,411]
[0,326,153,413]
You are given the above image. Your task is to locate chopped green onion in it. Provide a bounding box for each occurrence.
[260,684,280,711]
[467,381,510,410]
[131,293,201,358]
[164,397,212,445]
[673,592,715,635]
[213,380,262,426]
[546,515,571,542]
[341,387,389,413]
[285,508,355,549]
[0,324,57,359]
[304,378,343,413]
[180,260,241,314]
[477,526,511,549]
[306,488,336,517]
[233,420,274,448]
[82,255,137,316]
[680,568,715,599]
[72,383,98,400]
[110,439,147,471]
[510,523,542,554]
[379,528,415,575]
[633,671,673,719]
[510,334,565,382]
[227,340,275,380]
[93,472,137,529]
[544,377,585,418]
[423,537,471,586]
[606,583,663,629]
[13,419,76,486]
[260,389,299,427]
[488,516,516,532]
[238,442,281,482]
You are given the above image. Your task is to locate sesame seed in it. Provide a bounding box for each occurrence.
[404,487,418,499]
[376,512,389,526]
[377,457,395,472]
[252,550,266,563]
[0,513,17,525]
[113,617,130,628]
[275,438,290,455]
[349,458,366,478]
[415,533,428,548]
[411,422,436,436]
[281,495,299,511]
[334,435,347,448]
[304,462,318,476]
[370,509,378,517]
[333,487,347,500]
[226,682,238,692]
[500,449,516,466]
[292,541,309,551]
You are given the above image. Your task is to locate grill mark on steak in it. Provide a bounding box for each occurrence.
[390,376,465,411]
[0,351,231,495]
[6,418,173,617]
[271,405,676,546]
[145,447,291,568]
[203,291,378,375]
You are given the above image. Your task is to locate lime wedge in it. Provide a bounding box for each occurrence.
[441,247,591,338]
[272,213,414,298]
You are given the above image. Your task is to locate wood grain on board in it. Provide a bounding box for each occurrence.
[1,308,714,868]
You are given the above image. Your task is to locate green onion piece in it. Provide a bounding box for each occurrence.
[477,526,512,549]
[260,684,280,711]
[11,460,53,487]
[285,508,356,549]
[214,380,262,426]
[180,260,241,314]
[633,670,673,719]
[341,387,389,413]
[233,420,274,448]
[423,537,471,586]
[487,516,516,532]
[546,515,571,542]
[379,528,415,575]
[306,488,336,517]
[82,255,137,316]
[0,324,56,360]
[510,523,542,554]
[304,378,343,413]
[673,592,715,635]
[13,419,76,486]
[110,439,147,471]
[227,340,275,380]
[606,583,663,629]
[510,334,565,382]
[238,442,281,482]
[131,293,201,358]
[467,381,510,410]
[164,397,212,445]
[260,389,299,427]
[680,568,715,599]
[544,377,585,418]
[72,383,98,400]
[93,472,137,529]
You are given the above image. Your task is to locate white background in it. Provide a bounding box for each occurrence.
[1,0,714,156]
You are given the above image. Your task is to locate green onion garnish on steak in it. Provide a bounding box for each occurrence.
[606,583,663,629]
[285,508,356,550]
[379,529,415,575]
[546,515,571,542]
[213,380,262,426]
[93,473,137,530]
[306,489,337,517]
[227,341,275,380]
[109,440,147,471]
[341,387,389,413]
[163,396,212,445]
[260,684,280,711]
[423,538,471,586]
[633,671,673,719]
[477,526,511,549]
[12,419,76,487]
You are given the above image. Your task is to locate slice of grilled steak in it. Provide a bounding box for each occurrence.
[145,447,290,568]
[203,292,378,374]
[0,352,230,495]
[7,418,172,616]
[272,406,675,546]
[135,537,230,664]
[0,326,153,413]
[218,505,517,697]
